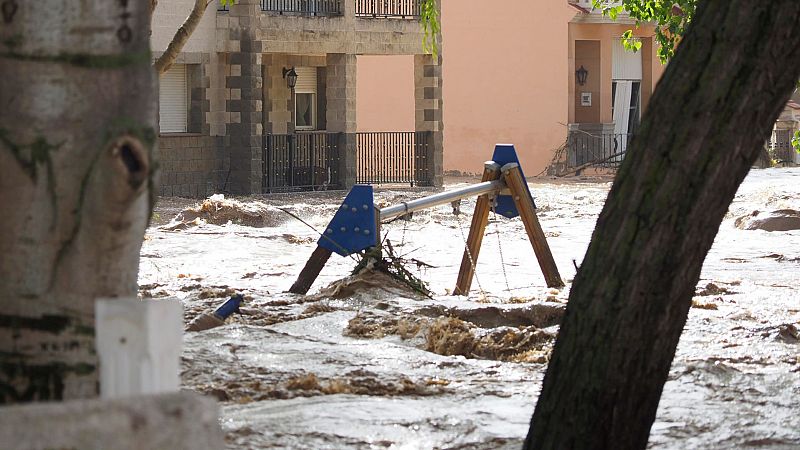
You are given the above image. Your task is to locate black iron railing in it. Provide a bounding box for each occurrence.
[770,129,796,164]
[264,132,341,193]
[356,131,431,185]
[355,0,421,18]
[261,0,342,15]
[567,132,633,168]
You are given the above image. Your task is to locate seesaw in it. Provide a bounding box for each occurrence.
[288,144,564,295]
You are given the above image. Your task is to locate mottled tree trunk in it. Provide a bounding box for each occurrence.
[526,1,800,449]
[0,0,156,402]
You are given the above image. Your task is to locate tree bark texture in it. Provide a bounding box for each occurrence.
[526,2,800,449]
[153,0,212,75]
[0,0,157,402]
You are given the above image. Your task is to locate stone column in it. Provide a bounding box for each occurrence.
[326,53,358,188]
[226,0,263,195]
[263,54,292,134]
[414,54,444,187]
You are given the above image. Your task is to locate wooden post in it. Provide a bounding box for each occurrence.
[502,163,565,288]
[288,246,333,294]
[453,161,501,295]
[374,205,382,256]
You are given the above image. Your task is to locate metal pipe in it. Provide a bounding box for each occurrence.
[379,179,506,221]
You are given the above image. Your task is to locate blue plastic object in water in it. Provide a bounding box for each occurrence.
[491,144,536,218]
[318,185,377,256]
[213,294,244,320]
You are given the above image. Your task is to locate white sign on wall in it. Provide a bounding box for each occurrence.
[581,92,592,107]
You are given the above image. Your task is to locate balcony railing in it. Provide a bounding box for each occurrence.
[355,0,422,18]
[566,131,633,168]
[261,0,343,15]
[356,131,432,186]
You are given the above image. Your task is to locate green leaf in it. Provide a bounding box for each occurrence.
[419,0,440,57]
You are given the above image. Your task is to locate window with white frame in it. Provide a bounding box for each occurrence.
[159,64,188,133]
[294,67,317,130]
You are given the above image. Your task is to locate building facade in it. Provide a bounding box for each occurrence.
[152,0,443,197]
[429,0,665,176]
[566,0,664,169]
[771,90,800,165]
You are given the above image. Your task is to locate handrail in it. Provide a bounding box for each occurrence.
[379,179,506,221]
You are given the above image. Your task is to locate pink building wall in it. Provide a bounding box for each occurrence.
[356,56,416,132]
[356,0,577,175]
[441,0,576,174]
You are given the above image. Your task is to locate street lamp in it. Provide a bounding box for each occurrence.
[575,65,588,86]
[283,67,298,133]
[282,67,298,89]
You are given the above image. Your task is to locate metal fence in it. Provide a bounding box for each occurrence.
[356,131,432,186]
[566,132,633,168]
[355,0,421,18]
[263,132,341,193]
[261,0,342,15]
[770,129,796,165]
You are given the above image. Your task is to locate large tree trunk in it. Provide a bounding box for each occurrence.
[526,2,800,449]
[0,1,156,402]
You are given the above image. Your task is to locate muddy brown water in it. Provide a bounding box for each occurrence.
[141,168,800,449]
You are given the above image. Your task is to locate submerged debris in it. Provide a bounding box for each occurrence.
[351,240,434,298]
[696,282,735,296]
[311,268,424,300]
[164,194,286,229]
[735,209,800,231]
[778,324,800,343]
[185,313,226,332]
[425,317,556,362]
[285,371,442,397]
[691,298,720,310]
[344,312,423,340]
[185,294,245,332]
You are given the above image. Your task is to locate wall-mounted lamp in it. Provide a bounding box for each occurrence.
[575,65,588,86]
[282,67,298,90]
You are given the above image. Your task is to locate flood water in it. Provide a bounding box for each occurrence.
[140,168,800,449]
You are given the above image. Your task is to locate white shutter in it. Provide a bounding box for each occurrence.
[159,64,188,133]
[612,39,642,80]
[294,67,317,94]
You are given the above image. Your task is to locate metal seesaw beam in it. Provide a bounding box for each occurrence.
[379,179,506,221]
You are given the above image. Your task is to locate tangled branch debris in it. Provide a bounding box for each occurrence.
[351,239,434,298]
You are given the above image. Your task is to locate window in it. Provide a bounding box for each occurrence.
[293,67,318,130]
[295,93,315,129]
[159,64,188,133]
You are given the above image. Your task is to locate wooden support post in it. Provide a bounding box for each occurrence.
[288,246,333,294]
[502,163,565,288]
[374,205,382,255]
[453,161,502,295]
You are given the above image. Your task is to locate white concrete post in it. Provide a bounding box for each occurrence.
[96,298,183,399]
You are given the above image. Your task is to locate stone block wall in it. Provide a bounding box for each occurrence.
[157,135,229,198]
[327,53,358,187]
[415,54,444,187]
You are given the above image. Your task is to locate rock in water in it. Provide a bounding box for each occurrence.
[734,209,800,231]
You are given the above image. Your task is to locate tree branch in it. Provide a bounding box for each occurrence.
[153,0,213,75]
